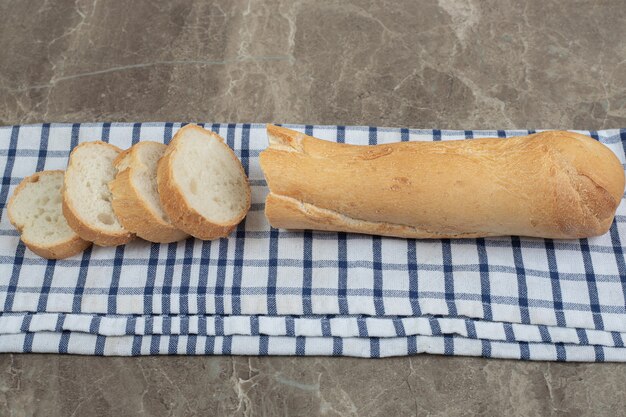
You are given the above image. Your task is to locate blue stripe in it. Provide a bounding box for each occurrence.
[407,336,417,355]
[555,343,566,361]
[594,345,605,362]
[302,230,313,314]
[520,342,530,360]
[511,237,530,324]
[187,335,197,355]
[3,242,25,311]
[72,246,93,313]
[231,124,250,315]
[179,238,195,315]
[150,335,160,355]
[132,336,142,355]
[198,316,208,336]
[407,239,421,315]
[442,239,457,315]
[197,240,211,315]
[428,316,442,336]
[36,124,50,171]
[370,338,380,358]
[144,243,160,315]
[168,334,178,355]
[545,239,566,326]
[161,242,178,315]
[259,335,269,355]
[337,233,349,314]
[301,124,315,315]
[0,126,20,212]
[101,122,111,142]
[433,129,442,141]
[266,229,279,315]
[131,123,141,144]
[357,316,368,337]
[107,245,126,314]
[392,317,406,336]
[36,259,56,311]
[579,238,604,330]
[286,316,295,336]
[55,314,68,351]
[250,316,259,335]
[89,316,105,355]
[69,123,80,148]
[125,316,136,335]
[295,336,306,355]
[215,238,229,314]
[205,336,215,354]
[332,337,343,356]
[400,127,409,142]
[504,323,515,342]
[321,317,331,336]
[481,340,492,358]
[222,335,232,354]
[443,335,454,355]
[164,122,173,144]
[538,325,552,343]
[372,236,385,315]
[476,238,493,320]
[368,126,377,146]
[465,319,477,338]
[336,125,345,143]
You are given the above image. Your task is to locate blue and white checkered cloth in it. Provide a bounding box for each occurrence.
[0,123,625,361]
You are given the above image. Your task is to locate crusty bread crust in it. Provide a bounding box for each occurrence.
[109,142,189,243]
[8,170,91,259]
[62,141,134,246]
[261,125,625,239]
[157,124,251,240]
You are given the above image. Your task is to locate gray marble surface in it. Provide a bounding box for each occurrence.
[1,0,625,415]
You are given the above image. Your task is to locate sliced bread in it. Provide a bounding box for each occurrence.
[109,141,189,243]
[63,141,134,246]
[157,124,251,240]
[8,170,91,259]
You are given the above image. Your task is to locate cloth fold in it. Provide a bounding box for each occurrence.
[0,123,624,360]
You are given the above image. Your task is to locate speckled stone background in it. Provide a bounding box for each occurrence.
[1,0,625,415]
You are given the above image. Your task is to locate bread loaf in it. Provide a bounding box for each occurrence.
[157,124,251,240]
[8,170,91,259]
[109,141,189,243]
[260,125,625,239]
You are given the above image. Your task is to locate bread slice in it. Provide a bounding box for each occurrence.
[109,141,189,243]
[157,124,251,240]
[62,141,134,246]
[7,170,91,259]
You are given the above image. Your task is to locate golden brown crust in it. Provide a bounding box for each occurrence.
[62,141,134,247]
[8,170,92,259]
[261,126,625,240]
[109,142,189,243]
[157,124,251,240]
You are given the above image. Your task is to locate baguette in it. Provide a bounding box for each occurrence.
[157,124,251,240]
[260,125,625,239]
[109,141,189,243]
[63,141,134,246]
[8,170,91,259]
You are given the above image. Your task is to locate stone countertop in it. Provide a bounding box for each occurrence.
[1,0,625,415]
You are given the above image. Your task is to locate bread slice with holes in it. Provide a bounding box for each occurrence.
[109,141,189,243]
[157,124,251,240]
[8,170,91,259]
[62,141,134,246]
